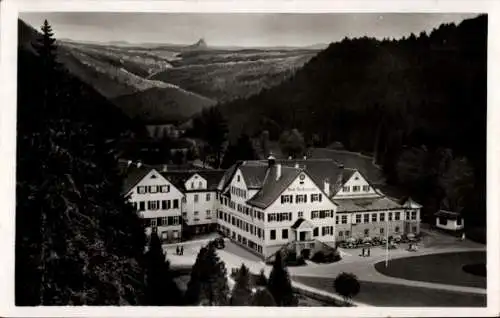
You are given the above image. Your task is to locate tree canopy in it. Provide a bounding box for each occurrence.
[267,252,297,306]
[16,20,147,305]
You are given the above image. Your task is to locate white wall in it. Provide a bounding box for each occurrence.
[184,191,218,226]
[334,171,379,198]
[264,171,337,246]
[184,173,207,191]
[127,169,184,237]
[436,217,464,231]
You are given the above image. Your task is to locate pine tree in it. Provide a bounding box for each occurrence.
[185,245,229,306]
[16,20,147,305]
[144,232,182,305]
[267,252,297,306]
[230,264,252,306]
[255,269,268,286]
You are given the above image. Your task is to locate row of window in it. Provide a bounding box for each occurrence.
[268,225,335,241]
[344,211,418,225]
[342,185,370,193]
[193,192,213,203]
[230,186,247,199]
[311,210,334,219]
[189,180,204,190]
[218,225,263,254]
[144,216,181,227]
[268,212,292,222]
[182,210,212,222]
[137,185,170,194]
[220,196,265,221]
[134,199,179,211]
[280,193,323,204]
[217,210,265,239]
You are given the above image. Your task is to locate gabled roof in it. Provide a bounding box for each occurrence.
[239,162,268,189]
[306,148,385,184]
[276,159,355,196]
[217,162,240,191]
[246,165,301,209]
[435,210,462,219]
[402,197,423,209]
[160,169,226,192]
[291,218,315,230]
[334,196,402,212]
[121,165,155,195]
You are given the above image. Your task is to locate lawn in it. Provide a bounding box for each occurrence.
[292,275,486,307]
[374,251,486,288]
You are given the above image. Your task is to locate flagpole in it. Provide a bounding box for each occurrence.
[385,214,389,268]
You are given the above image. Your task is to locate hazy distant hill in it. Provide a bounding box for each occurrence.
[18,19,318,122]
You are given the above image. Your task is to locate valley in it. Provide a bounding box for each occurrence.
[54,34,318,122]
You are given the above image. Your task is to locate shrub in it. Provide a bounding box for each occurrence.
[334,272,360,305]
[310,251,325,263]
[311,250,341,264]
[300,249,311,260]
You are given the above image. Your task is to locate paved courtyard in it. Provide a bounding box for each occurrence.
[165,227,487,306]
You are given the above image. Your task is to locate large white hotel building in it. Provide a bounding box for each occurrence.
[123,157,421,258]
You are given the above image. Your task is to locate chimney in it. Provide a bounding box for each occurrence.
[303,156,307,160]
[324,178,330,197]
[276,163,282,181]
[162,165,168,172]
[136,161,142,168]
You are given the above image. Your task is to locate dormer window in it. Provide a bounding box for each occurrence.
[362,185,370,191]
[198,181,203,188]
[237,175,241,182]
[191,182,194,189]
[342,186,350,192]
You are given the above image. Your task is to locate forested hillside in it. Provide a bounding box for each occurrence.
[16,20,151,305]
[220,15,487,226]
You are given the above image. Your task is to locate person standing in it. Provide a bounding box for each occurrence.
[176,245,180,255]
[181,245,184,255]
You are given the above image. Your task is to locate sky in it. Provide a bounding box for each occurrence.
[19,12,479,47]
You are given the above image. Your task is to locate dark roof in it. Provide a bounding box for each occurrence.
[291,218,306,229]
[121,165,154,195]
[435,210,462,219]
[276,159,355,196]
[217,162,240,191]
[160,169,226,192]
[239,161,268,189]
[334,196,402,212]
[306,148,385,184]
[247,165,301,209]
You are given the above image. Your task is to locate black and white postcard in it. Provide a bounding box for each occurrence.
[1,0,499,317]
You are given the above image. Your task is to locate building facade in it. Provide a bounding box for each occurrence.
[124,168,183,241]
[123,158,422,255]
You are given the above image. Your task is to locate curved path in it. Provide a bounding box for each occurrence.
[289,246,487,295]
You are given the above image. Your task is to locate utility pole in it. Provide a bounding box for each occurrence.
[385,213,389,268]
